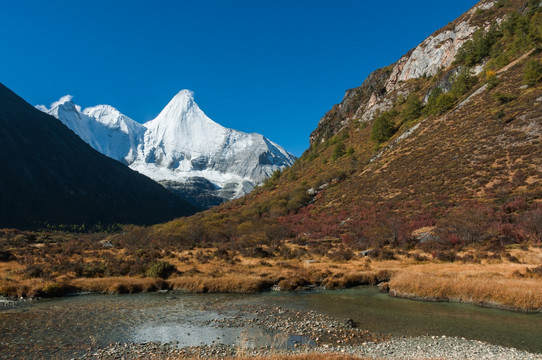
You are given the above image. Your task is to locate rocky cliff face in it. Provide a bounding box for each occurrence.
[310,0,500,146]
[309,67,392,144]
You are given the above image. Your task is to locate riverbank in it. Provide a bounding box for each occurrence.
[1,234,542,312]
[389,264,542,312]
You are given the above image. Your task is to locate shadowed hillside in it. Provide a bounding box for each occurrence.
[0,83,199,230]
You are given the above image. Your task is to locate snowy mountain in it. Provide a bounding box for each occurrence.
[37,96,146,165]
[37,90,296,208]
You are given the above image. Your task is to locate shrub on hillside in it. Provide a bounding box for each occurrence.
[523,59,542,85]
[0,250,15,262]
[495,0,510,8]
[486,72,500,89]
[493,92,517,104]
[454,25,500,66]
[328,247,354,262]
[240,246,272,258]
[286,186,312,213]
[517,207,542,243]
[368,247,396,260]
[263,169,282,188]
[331,141,346,160]
[22,263,47,279]
[451,70,478,97]
[525,265,542,278]
[371,111,396,143]
[75,261,106,278]
[401,93,422,122]
[426,92,456,115]
[432,250,458,262]
[455,9,541,69]
[437,204,494,245]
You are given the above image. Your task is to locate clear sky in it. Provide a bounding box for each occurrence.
[0,0,478,156]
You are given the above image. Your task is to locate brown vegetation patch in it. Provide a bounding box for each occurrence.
[169,275,273,294]
[389,262,542,312]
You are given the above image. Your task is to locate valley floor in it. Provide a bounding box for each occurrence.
[1,234,542,313]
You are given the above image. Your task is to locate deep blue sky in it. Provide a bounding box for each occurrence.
[1,1,478,156]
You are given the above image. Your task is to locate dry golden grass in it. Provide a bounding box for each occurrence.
[0,261,23,276]
[390,262,542,311]
[168,274,273,293]
[0,276,169,298]
[71,277,168,294]
[0,245,404,298]
[0,277,42,298]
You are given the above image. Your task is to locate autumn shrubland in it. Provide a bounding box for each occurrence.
[1,225,542,312]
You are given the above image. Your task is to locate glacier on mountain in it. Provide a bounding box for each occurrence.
[37,90,296,208]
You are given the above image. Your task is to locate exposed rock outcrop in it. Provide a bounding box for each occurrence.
[309,0,500,146]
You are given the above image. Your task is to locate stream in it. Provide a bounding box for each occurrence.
[1,287,541,359]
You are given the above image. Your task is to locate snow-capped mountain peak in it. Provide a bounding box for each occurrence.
[49,94,76,109]
[38,95,80,117]
[155,89,197,118]
[38,90,296,208]
[144,90,227,158]
[83,104,145,136]
[147,90,207,128]
[83,104,124,125]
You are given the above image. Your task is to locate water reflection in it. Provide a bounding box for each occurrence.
[256,288,542,352]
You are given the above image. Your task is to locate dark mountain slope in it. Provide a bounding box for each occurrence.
[0,83,199,230]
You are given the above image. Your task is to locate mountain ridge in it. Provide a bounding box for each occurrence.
[39,90,296,208]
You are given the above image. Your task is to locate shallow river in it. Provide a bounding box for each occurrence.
[1,287,541,359]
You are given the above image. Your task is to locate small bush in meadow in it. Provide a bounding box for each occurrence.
[146,261,177,279]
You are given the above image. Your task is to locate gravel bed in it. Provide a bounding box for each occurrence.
[355,336,542,360]
[78,336,542,360]
[199,304,382,346]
